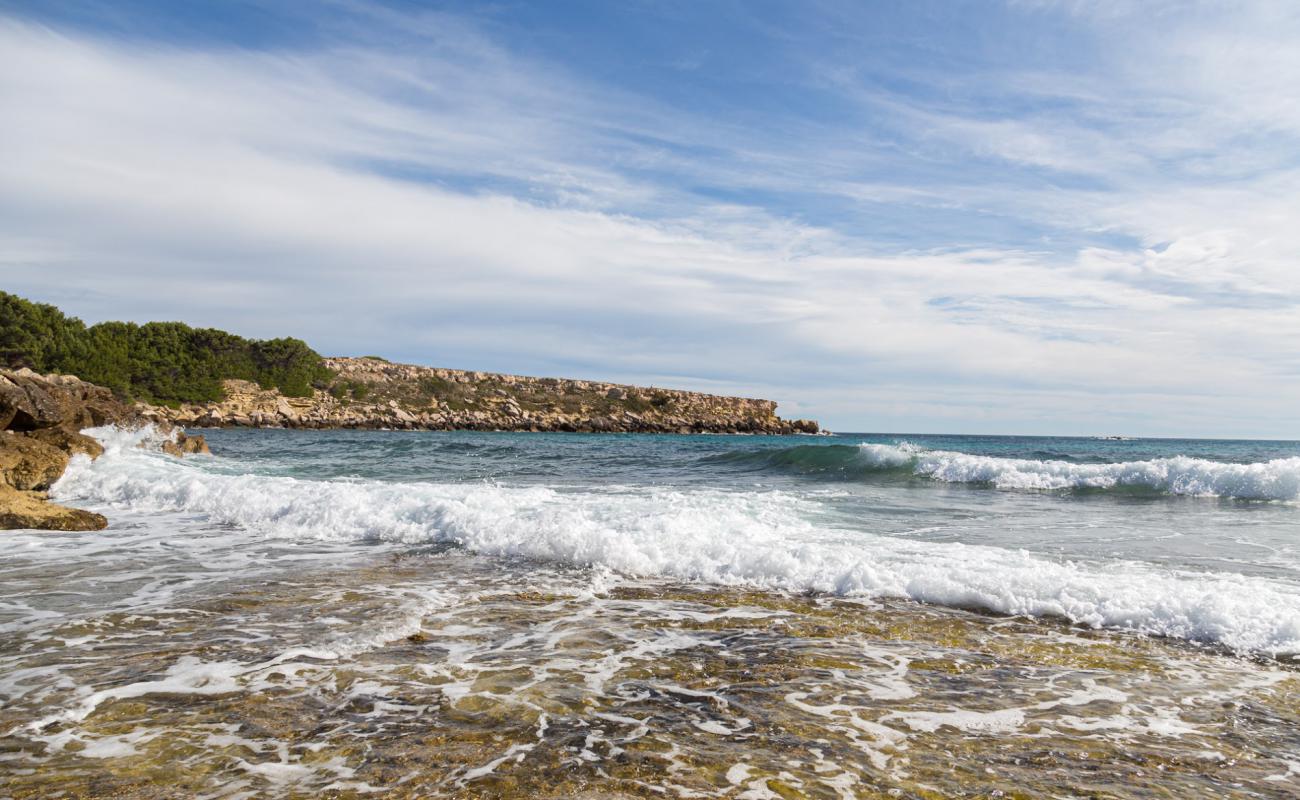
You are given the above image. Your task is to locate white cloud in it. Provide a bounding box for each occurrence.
[1,7,1298,437]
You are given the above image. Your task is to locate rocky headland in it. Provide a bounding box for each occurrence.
[140,357,820,435]
[0,369,207,531]
[0,357,816,531]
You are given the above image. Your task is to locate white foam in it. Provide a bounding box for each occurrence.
[887,707,1025,734]
[50,426,1300,655]
[726,763,754,785]
[859,442,1300,499]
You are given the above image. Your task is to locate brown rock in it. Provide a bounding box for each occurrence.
[0,369,133,431]
[0,372,81,431]
[161,430,211,457]
[0,485,107,531]
[0,432,71,491]
[25,426,105,460]
[0,370,147,531]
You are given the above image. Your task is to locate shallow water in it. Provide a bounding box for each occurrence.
[3,427,1300,797]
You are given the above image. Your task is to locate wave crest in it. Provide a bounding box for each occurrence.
[49,427,1300,655]
[893,444,1300,499]
[704,441,1300,500]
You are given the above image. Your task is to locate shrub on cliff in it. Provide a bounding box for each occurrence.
[0,292,331,403]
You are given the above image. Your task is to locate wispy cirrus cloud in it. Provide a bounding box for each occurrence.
[1,1,1298,436]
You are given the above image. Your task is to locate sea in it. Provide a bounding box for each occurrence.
[2,426,1299,798]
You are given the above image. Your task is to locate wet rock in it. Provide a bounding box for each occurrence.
[791,418,820,434]
[0,432,71,491]
[0,485,107,531]
[0,368,155,531]
[161,430,210,458]
[25,426,105,460]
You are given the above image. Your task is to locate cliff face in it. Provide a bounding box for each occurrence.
[140,357,820,435]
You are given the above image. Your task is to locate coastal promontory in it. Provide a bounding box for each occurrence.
[2,291,818,437]
[140,357,820,435]
[0,292,818,530]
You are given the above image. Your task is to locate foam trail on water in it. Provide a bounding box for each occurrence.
[53,427,1300,655]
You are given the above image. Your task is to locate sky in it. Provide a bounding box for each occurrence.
[2,0,1298,437]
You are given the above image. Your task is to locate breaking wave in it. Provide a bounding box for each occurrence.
[706,442,1300,500]
[46,427,1300,656]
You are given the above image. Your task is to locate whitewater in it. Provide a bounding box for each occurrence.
[857,441,1300,498]
[42,426,1300,655]
[8,425,1300,798]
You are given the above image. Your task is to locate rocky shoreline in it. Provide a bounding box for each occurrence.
[140,357,820,435]
[1,358,817,531]
[0,369,207,531]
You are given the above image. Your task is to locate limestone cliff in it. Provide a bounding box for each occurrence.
[140,357,820,435]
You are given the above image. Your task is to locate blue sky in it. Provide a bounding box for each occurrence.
[2,1,1299,436]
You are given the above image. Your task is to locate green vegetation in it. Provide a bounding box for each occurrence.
[330,379,370,402]
[0,291,332,403]
[622,393,653,413]
[417,375,454,397]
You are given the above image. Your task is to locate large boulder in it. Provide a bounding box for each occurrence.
[0,369,132,431]
[0,485,107,531]
[0,371,83,430]
[0,432,71,491]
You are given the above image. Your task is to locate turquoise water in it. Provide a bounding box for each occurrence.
[201,428,1300,585]
[4,427,1300,797]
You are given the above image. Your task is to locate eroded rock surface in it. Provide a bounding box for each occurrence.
[0,485,107,531]
[0,368,133,431]
[0,432,71,491]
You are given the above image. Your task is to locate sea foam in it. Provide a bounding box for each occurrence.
[709,442,1300,499]
[51,427,1300,655]
[862,443,1300,499]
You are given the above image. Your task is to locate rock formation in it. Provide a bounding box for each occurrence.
[1,358,818,529]
[139,357,821,435]
[0,369,208,531]
[0,485,107,531]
